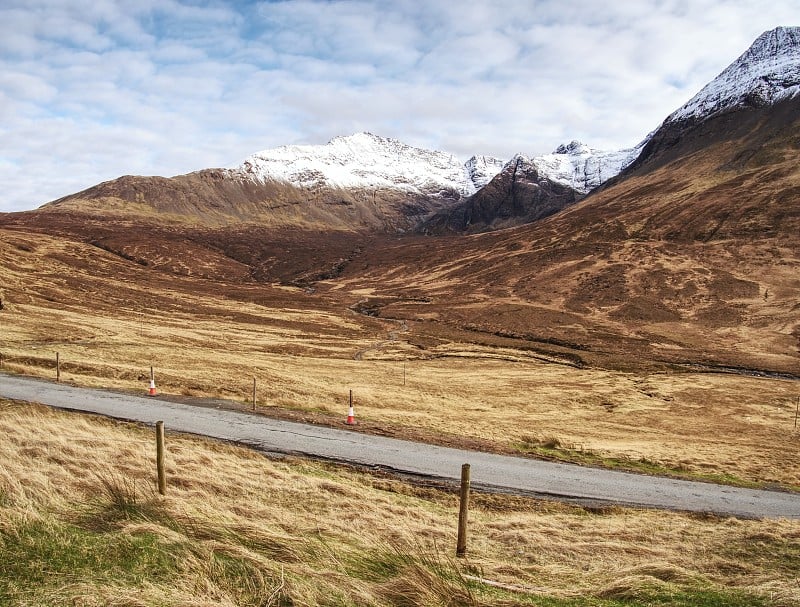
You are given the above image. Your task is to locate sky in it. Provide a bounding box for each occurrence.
[1,0,798,212]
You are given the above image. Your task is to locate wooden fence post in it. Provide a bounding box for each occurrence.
[456,463,471,557]
[156,421,166,495]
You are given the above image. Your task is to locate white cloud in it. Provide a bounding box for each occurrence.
[0,0,798,211]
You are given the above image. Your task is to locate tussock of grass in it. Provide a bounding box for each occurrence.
[1,399,799,606]
[0,516,182,592]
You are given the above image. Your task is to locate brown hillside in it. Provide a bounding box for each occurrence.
[42,168,456,232]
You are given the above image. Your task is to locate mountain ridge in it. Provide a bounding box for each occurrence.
[234,132,497,200]
[9,26,798,237]
[34,132,642,233]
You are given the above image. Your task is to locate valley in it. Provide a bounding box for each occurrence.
[1,222,798,490]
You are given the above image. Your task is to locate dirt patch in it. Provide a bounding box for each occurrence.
[609,297,682,323]
[566,264,628,311]
[709,270,760,300]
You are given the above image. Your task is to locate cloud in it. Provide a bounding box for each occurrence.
[0,0,798,211]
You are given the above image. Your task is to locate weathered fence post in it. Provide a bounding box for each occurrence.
[156,421,166,495]
[456,463,471,557]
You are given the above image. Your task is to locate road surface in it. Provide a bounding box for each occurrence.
[1,373,798,519]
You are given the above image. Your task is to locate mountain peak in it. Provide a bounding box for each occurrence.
[327,131,398,147]
[330,131,382,141]
[554,141,590,155]
[745,26,800,61]
[666,26,800,125]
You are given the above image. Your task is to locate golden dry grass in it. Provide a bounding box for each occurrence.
[1,228,800,489]
[1,399,799,606]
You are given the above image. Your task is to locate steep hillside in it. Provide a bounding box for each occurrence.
[421,155,580,234]
[630,25,800,172]
[40,169,445,233]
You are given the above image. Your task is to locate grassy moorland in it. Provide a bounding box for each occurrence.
[1,228,799,490]
[1,399,799,607]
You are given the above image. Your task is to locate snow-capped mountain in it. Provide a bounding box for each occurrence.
[666,26,800,125]
[42,27,799,236]
[419,135,648,234]
[235,132,504,200]
[233,131,640,203]
[521,139,648,195]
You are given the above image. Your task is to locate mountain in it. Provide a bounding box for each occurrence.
[531,140,647,195]
[422,139,646,233]
[37,133,506,233]
[237,132,502,199]
[234,133,645,234]
[666,26,800,126]
[421,154,579,234]
[631,26,800,170]
[33,130,645,235]
[435,25,800,235]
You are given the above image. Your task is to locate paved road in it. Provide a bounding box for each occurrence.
[2,373,798,519]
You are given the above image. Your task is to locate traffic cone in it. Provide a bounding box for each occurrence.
[149,366,157,396]
[346,389,356,425]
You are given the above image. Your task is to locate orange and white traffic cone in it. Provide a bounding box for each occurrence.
[346,389,356,425]
[148,366,157,396]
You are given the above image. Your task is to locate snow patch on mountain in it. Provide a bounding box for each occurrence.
[465,155,507,189]
[235,132,504,199]
[666,26,800,125]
